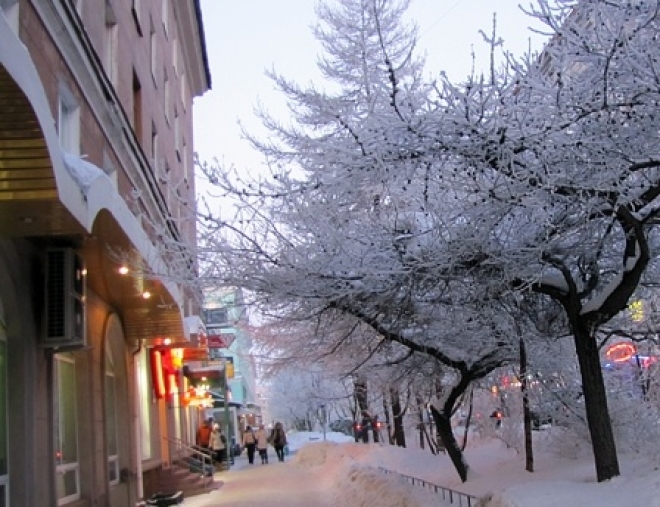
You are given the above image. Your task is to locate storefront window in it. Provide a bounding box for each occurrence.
[105,348,119,484]
[54,354,79,504]
[137,349,152,459]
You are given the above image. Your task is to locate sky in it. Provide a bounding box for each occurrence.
[182,428,660,507]
[193,0,549,179]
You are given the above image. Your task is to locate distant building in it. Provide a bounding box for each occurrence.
[200,288,262,434]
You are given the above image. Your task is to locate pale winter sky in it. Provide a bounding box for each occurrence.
[184,429,660,507]
[192,0,549,174]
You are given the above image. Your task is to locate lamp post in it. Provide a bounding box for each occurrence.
[222,356,232,467]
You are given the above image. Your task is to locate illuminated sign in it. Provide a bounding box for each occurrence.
[182,347,210,362]
[605,342,637,363]
[207,328,235,348]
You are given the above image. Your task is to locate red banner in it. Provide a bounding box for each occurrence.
[207,328,235,348]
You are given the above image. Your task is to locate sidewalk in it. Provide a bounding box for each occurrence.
[181,450,327,507]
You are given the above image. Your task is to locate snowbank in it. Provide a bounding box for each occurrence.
[291,441,442,507]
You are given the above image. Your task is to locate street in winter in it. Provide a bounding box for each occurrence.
[4,0,660,505]
[176,430,660,507]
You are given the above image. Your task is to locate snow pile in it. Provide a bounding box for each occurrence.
[479,475,660,507]
[291,441,443,507]
[332,463,441,507]
[286,430,354,453]
[296,440,379,463]
[62,152,107,195]
[184,431,660,507]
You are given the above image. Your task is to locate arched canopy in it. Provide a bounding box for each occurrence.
[0,17,187,344]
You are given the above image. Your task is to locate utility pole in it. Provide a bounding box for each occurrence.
[222,355,232,468]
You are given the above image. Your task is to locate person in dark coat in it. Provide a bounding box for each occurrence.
[270,422,288,462]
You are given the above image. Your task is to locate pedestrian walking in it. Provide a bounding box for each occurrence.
[270,421,288,462]
[196,418,212,449]
[242,425,257,465]
[255,423,270,464]
[209,423,227,470]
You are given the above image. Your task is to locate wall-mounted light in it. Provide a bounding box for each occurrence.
[118,266,129,275]
[142,291,151,299]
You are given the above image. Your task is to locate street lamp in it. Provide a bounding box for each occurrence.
[222,356,232,467]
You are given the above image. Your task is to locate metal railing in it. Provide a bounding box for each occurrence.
[163,437,215,491]
[378,467,478,507]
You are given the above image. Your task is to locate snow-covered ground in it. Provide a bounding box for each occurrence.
[182,429,660,506]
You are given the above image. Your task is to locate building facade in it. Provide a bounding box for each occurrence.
[200,288,261,441]
[0,0,210,505]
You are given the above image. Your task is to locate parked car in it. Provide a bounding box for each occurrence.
[329,419,354,436]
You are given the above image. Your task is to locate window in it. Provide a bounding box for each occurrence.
[105,348,119,485]
[173,108,180,158]
[0,0,19,33]
[205,308,228,326]
[150,18,157,86]
[136,349,152,459]
[151,122,159,173]
[58,86,80,155]
[182,138,189,183]
[180,73,187,112]
[55,354,80,504]
[164,66,170,124]
[132,71,142,144]
[131,0,142,36]
[104,0,119,86]
[172,37,178,77]
[161,0,169,38]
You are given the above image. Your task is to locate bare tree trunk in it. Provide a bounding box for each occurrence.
[354,374,368,412]
[353,374,369,442]
[382,392,393,445]
[429,405,468,482]
[391,387,406,447]
[434,380,445,453]
[520,337,534,472]
[416,396,425,450]
[421,422,437,455]
[460,388,474,452]
[573,323,620,481]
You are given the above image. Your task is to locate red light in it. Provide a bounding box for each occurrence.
[642,356,657,368]
[150,350,166,398]
[605,342,637,363]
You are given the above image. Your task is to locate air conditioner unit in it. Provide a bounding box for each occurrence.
[43,248,86,349]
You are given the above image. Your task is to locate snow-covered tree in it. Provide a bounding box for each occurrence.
[266,365,355,431]
[416,0,660,481]
[195,0,660,484]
